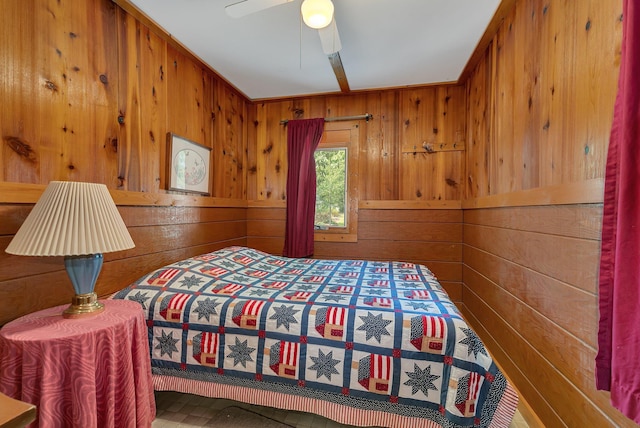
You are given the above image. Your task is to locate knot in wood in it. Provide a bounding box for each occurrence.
[5,137,37,163]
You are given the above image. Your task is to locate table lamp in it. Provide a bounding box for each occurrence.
[5,181,135,318]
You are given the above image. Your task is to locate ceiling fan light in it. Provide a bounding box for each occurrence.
[301,0,334,29]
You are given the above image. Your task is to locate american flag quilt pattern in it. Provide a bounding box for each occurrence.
[114,246,512,427]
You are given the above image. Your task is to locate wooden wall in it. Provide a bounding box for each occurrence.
[248,205,463,303]
[1,0,633,426]
[462,0,628,426]
[247,85,466,203]
[0,0,250,325]
[465,0,620,197]
[0,0,468,325]
[0,188,247,325]
[0,0,248,196]
[462,205,634,426]
[245,87,467,309]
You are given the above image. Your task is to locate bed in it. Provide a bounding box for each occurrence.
[113,246,518,428]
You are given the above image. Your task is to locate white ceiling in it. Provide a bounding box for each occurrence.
[126,0,502,100]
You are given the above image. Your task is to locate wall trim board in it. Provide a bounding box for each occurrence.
[248,200,462,209]
[111,190,246,208]
[462,179,604,209]
[360,200,462,210]
[249,180,603,211]
[3,180,603,210]
[248,200,287,208]
[0,182,246,208]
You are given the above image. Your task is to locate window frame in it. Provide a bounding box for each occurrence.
[314,146,348,229]
[314,122,359,243]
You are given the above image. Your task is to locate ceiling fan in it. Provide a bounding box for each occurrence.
[225,0,350,92]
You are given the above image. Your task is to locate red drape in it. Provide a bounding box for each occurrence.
[596,0,640,423]
[283,118,325,258]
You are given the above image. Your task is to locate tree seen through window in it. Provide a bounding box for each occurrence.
[314,148,347,228]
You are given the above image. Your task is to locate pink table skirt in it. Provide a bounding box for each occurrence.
[0,299,156,428]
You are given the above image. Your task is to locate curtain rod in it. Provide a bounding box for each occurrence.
[280,113,373,125]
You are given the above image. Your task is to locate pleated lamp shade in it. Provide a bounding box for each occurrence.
[6,181,134,256]
[6,181,134,318]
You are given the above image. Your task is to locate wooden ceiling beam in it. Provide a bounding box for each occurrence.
[328,52,350,93]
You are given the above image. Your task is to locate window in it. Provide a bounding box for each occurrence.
[313,122,359,243]
[315,148,347,229]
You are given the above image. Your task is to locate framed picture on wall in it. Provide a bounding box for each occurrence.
[166,133,212,195]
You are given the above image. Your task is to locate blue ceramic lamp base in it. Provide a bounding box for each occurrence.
[62,254,105,318]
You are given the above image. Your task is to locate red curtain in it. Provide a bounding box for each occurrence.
[283,118,325,258]
[596,0,640,423]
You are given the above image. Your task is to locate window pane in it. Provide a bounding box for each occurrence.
[314,148,347,228]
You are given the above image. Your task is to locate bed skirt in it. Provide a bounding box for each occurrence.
[152,373,519,428]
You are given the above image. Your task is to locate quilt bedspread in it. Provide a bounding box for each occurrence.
[113,246,516,427]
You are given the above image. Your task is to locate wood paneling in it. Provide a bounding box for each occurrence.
[253,102,289,202]
[462,1,625,425]
[465,0,622,199]
[465,46,493,199]
[359,208,462,223]
[0,204,247,325]
[211,80,248,199]
[116,9,165,192]
[316,241,461,263]
[247,207,463,302]
[166,46,207,145]
[1,0,630,426]
[1,0,248,199]
[360,91,399,200]
[248,86,465,203]
[0,239,246,327]
[463,204,602,240]
[0,0,255,324]
[461,293,564,427]
[358,222,461,242]
[360,200,461,210]
[399,86,465,201]
[0,0,252,326]
[0,182,248,207]
[462,205,635,427]
[462,178,604,209]
[464,245,596,346]
[0,0,120,186]
[464,223,599,292]
[119,206,246,227]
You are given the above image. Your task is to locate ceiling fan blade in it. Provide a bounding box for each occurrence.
[317,18,341,55]
[225,0,294,18]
